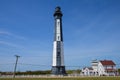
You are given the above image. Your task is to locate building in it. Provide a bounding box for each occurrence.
[81,60,117,76]
[51,7,66,75]
[91,60,99,76]
[98,60,117,76]
[81,67,94,76]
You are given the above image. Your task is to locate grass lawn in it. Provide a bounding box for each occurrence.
[0,77,120,80]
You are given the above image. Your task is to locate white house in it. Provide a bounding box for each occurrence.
[81,60,117,76]
[98,60,117,76]
[81,67,94,76]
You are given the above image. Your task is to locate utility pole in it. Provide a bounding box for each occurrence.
[13,55,20,78]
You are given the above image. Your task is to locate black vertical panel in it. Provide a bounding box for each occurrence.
[56,41,61,66]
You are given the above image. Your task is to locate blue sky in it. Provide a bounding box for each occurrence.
[0,0,120,71]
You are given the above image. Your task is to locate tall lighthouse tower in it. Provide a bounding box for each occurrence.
[51,6,66,75]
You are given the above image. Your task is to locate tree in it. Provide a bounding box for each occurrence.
[118,68,120,74]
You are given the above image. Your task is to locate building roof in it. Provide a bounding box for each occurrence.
[83,67,93,70]
[100,60,116,66]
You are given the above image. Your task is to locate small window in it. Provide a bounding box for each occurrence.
[58,36,59,40]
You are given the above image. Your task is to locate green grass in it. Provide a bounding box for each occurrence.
[0,77,120,80]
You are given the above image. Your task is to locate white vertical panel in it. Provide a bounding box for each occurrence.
[56,19,60,34]
[52,41,57,66]
[56,19,61,41]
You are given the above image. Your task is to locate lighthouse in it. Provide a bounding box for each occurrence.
[51,7,66,75]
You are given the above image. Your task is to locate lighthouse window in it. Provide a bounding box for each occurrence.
[57,52,60,57]
[58,36,59,40]
[58,22,60,25]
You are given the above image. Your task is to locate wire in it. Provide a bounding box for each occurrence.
[18,63,51,67]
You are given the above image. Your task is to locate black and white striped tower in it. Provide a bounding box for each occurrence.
[51,6,66,75]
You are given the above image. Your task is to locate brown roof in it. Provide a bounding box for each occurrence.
[83,67,93,70]
[88,67,93,70]
[100,60,115,66]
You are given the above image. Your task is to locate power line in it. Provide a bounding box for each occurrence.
[18,63,51,67]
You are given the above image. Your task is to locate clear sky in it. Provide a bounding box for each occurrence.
[0,0,120,71]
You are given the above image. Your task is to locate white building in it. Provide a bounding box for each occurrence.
[81,60,117,76]
[91,60,99,76]
[81,67,94,76]
[98,60,117,76]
